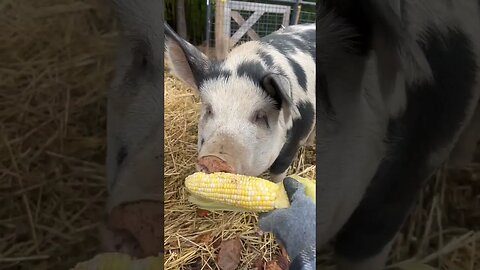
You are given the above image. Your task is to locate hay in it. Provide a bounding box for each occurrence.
[0,0,116,269]
[386,165,480,269]
[163,74,316,269]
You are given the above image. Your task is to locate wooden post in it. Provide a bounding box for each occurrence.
[215,0,228,60]
[293,5,302,25]
[176,0,187,39]
[282,5,291,27]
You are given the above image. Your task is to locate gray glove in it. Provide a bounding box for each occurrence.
[258,177,316,267]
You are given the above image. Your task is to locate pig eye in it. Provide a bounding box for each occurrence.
[205,105,213,117]
[254,110,269,128]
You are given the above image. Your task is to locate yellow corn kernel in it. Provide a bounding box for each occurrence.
[184,172,315,212]
[185,172,285,211]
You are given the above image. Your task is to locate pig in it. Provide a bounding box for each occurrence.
[100,0,164,258]
[164,22,316,183]
[316,0,480,269]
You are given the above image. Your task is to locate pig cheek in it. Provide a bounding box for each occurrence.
[250,128,276,174]
[235,132,261,175]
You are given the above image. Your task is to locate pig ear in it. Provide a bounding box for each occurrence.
[111,0,164,85]
[164,23,211,91]
[261,74,301,121]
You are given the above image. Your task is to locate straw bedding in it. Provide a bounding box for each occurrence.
[1,0,479,269]
[163,73,316,269]
[0,0,116,269]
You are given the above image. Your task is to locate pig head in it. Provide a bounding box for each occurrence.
[100,0,164,258]
[164,23,316,181]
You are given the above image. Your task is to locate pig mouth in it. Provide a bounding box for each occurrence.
[196,155,236,174]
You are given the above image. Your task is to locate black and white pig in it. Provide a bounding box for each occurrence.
[100,0,165,258]
[316,0,480,269]
[164,23,316,182]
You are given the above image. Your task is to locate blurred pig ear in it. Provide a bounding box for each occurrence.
[164,23,211,91]
[110,0,164,87]
[261,74,301,122]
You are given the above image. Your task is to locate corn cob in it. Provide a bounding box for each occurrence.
[184,172,315,212]
[71,252,163,270]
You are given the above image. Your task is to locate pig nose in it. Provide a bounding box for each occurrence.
[106,200,163,258]
[197,155,236,174]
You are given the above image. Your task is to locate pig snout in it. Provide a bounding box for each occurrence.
[104,200,163,258]
[197,135,246,174]
[197,155,236,173]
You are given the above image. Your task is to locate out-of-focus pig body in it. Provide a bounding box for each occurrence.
[317,0,480,269]
[165,23,316,182]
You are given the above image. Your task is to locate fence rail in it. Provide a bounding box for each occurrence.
[206,0,316,59]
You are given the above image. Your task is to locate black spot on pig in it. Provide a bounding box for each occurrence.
[199,65,231,87]
[117,146,128,166]
[295,29,315,43]
[264,36,296,53]
[237,60,267,86]
[288,38,315,58]
[287,57,307,91]
[270,101,315,174]
[257,50,275,69]
[335,26,478,260]
[294,30,316,58]
[263,35,315,59]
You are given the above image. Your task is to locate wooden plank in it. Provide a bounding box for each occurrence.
[229,1,290,13]
[223,1,232,38]
[282,6,291,26]
[230,11,264,44]
[176,0,187,38]
[221,1,294,49]
[229,11,264,46]
[215,0,228,60]
[230,11,261,43]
